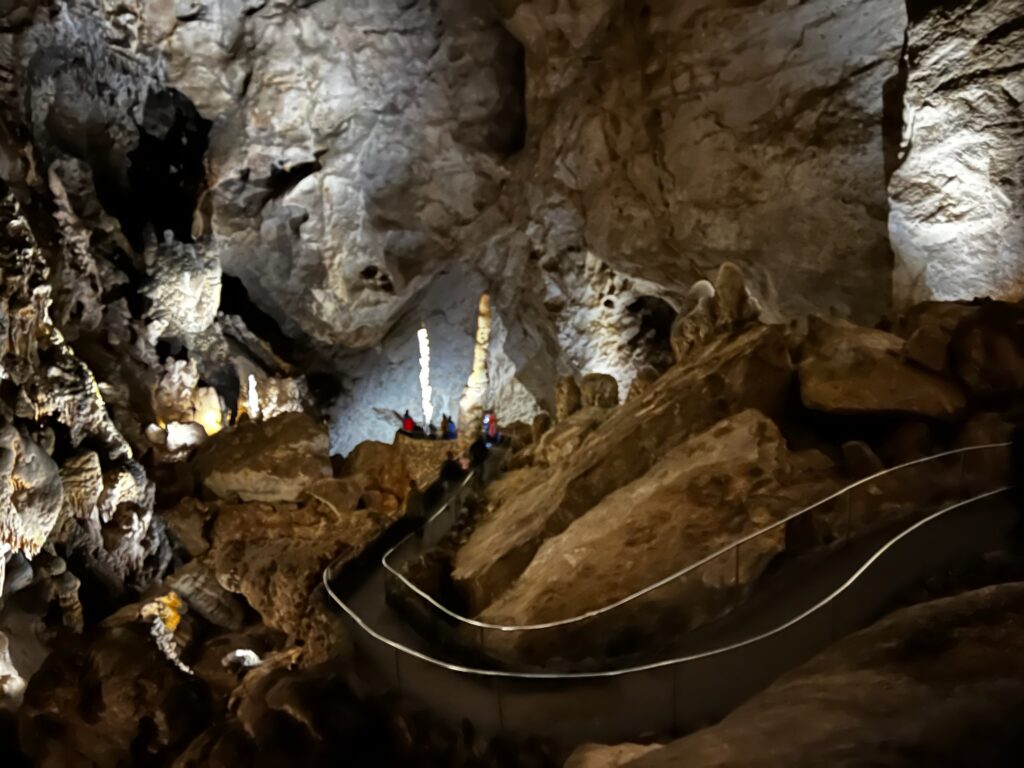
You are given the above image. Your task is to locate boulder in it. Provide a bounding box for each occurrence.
[195,413,331,503]
[477,410,836,662]
[565,743,662,768]
[452,325,795,614]
[555,376,582,422]
[580,373,619,408]
[339,434,451,500]
[207,492,400,655]
[626,584,1024,768]
[18,610,206,768]
[798,319,966,419]
[950,303,1024,398]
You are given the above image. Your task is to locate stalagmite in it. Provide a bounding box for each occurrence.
[458,293,492,444]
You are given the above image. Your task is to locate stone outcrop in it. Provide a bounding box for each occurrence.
[195,413,331,503]
[504,0,906,324]
[479,410,836,661]
[579,373,619,409]
[565,743,661,768]
[671,263,764,360]
[621,583,1024,768]
[452,325,794,614]
[555,375,583,422]
[798,318,967,419]
[890,0,1024,307]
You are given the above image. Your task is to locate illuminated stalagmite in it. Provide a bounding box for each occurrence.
[458,293,493,443]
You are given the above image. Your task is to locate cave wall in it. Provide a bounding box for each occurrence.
[1,0,1023,449]
[491,0,908,323]
[890,0,1024,307]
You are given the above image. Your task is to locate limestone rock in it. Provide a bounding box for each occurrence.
[453,325,795,614]
[531,412,552,443]
[950,302,1024,398]
[165,560,245,631]
[339,435,452,501]
[890,0,1024,307]
[671,264,763,360]
[510,0,906,324]
[0,630,26,711]
[565,743,662,768]
[479,410,836,661]
[142,233,222,340]
[627,583,1024,768]
[208,493,398,654]
[555,375,582,421]
[195,413,331,503]
[0,421,63,563]
[18,611,205,768]
[626,366,659,402]
[580,373,619,409]
[798,319,966,419]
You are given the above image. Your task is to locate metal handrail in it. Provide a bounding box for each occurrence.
[382,442,1010,634]
[323,484,1011,679]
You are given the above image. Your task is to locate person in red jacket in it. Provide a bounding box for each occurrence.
[401,410,415,433]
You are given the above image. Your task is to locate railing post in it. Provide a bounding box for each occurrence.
[478,624,485,655]
[958,451,967,493]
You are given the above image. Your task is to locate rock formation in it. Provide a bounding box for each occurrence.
[610,582,1024,767]
[890,0,1024,307]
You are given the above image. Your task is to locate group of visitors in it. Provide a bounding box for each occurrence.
[402,410,503,535]
[400,410,458,440]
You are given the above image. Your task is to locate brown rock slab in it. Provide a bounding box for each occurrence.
[195,413,331,503]
[799,319,966,419]
[452,325,795,615]
[478,410,836,661]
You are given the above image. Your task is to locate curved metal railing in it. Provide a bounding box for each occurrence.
[324,479,1015,741]
[325,484,1010,678]
[381,442,1011,661]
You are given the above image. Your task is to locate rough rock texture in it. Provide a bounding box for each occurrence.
[340,434,453,500]
[140,0,523,348]
[195,413,332,503]
[579,373,619,409]
[453,325,794,614]
[566,743,661,768]
[500,0,906,323]
[623,583,1024,768]
[18,607,206,768]
[890,0,1024,307]
[798,318,967,419]
[480,410,836,660]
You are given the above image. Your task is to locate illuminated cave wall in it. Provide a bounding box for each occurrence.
[2,0,1023,457]
[890,0,1024,306]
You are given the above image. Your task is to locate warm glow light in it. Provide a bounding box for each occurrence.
[195,404,223,436]
[247,374,260,420]
[417,326,433,426]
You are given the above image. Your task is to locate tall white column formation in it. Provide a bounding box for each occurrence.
[458,292,492,443]
[417,326,434,427]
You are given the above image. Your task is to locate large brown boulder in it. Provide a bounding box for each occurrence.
[798,319,966,419]
[625,584,1024,768]
[339,433,452,499]
[478,410,836,661]
[195,413,331,503]
[452,325,795,615]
